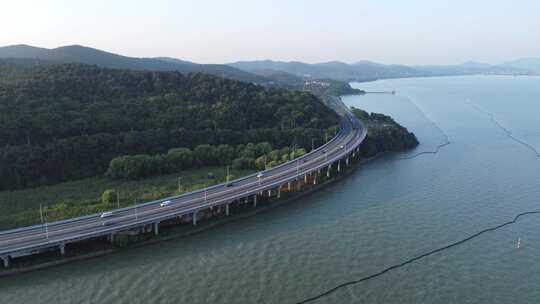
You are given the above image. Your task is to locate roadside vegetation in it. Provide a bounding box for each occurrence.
[0,142,308,230]
[105,142,306,180]
[0,166,254,230]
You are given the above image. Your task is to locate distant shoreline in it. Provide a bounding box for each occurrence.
[349,73,540,84]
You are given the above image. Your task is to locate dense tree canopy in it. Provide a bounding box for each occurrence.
[0,61,338,190]
[351,107,419,156]
[105,142,307,180]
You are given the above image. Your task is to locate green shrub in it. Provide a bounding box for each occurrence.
[101,189,117,205]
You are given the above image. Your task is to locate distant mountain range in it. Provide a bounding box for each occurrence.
[504,58,540,74]
[413,61,534,77]
[0,44,537,86]
[229,60,426,82]
[229,60,534,82]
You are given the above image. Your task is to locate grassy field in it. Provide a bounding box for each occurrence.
[0,167,255,230]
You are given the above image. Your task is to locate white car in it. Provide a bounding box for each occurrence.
[257,172,264,178]
[100,211,114,218]
[160,200,172,207]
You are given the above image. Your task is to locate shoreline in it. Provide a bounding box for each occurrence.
[0,153,376,277]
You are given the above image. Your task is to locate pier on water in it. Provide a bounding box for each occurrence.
[365,90,396,95]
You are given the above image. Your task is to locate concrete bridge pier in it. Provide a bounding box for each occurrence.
[59,243,66,256]
[254,195,258,207]
[327,165,331,177]
[346,157,349,166]
[154,222,159,235]
[313,174,317,185]
[304,174,308,184]
[337,160,341,172]
[267,189,272,197]
[109,233,115,243]
[1,256,9,268]
[226,203,230,216]
[193,212,198,226]
[288,182,292,191]
[277,186,281,199]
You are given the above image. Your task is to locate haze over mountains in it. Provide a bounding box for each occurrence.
[0,44,536,85]
[230,60,425,82]
[229,60,534,82]
[504,58,540,74]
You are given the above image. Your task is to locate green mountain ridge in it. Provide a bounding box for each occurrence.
[0,45,360,90]
[0,44,268,84]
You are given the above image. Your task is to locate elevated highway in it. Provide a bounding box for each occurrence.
[0,100,367,268]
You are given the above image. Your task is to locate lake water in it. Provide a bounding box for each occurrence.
[2,75,540,303]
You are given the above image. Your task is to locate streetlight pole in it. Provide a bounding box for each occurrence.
[257,172,263,186]
[116,190,120,209]
[39,204,44,224]
[312,138,315,151]
[44,205,49,240]
[226,166,230,182]
[178,177,182,193]
[45,218,49,240]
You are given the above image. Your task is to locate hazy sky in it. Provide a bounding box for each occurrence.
[1,0,539,65]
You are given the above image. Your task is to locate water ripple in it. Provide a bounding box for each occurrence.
[296,210,540,303]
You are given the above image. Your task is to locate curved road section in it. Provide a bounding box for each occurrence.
[0,100,366,267]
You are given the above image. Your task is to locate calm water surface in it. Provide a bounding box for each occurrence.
[2,76,540,303]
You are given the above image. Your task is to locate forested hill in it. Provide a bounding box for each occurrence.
[0,44,269,84]
[0,61,338,190]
